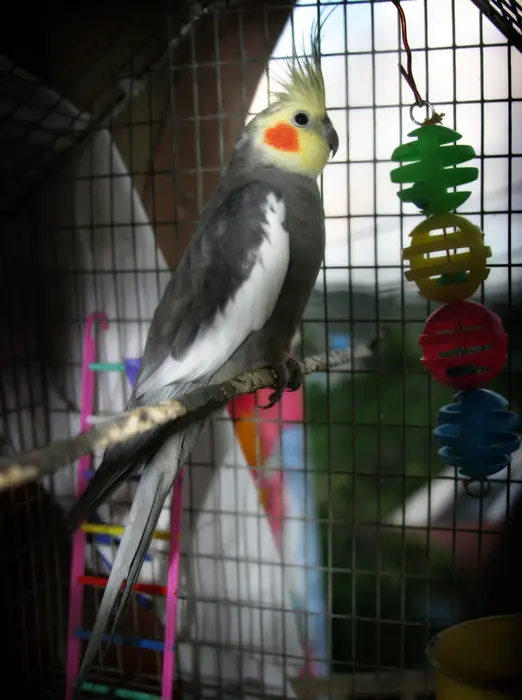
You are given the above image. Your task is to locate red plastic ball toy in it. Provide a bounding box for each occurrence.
[419,300,508,389]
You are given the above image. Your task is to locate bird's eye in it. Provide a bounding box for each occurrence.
[293,112,310,127]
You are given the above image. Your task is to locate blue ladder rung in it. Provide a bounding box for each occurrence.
[75,629,164,652]
[82,469,142,483]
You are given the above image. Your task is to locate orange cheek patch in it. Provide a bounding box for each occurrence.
[264,122,299,152]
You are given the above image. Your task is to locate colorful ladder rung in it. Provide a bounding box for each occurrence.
[83,469,142,483]
[66,312,183,700]
[75,630,164,652]
[86,414,122,425]
[89,362,125,372]
[81,682,161,700]
[80,522,172,541]
[79,574,168,597]
[88,358,142,387]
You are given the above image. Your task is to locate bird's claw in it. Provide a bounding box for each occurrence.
[260,359,303,409]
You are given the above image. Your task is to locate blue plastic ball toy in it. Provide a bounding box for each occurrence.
[434,388,521,479]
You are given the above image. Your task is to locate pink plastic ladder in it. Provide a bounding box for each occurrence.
[65,311,184,700]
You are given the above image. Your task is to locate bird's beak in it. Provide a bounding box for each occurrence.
[322,117,339,158]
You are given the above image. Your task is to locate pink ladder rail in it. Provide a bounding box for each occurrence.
[66,311,109,700]
[65,312,184,700]
[162,471,184,699]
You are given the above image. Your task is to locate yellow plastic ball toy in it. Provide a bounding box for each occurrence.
[402,213,491,303]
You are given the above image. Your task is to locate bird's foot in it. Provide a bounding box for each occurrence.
[260,358,303,409]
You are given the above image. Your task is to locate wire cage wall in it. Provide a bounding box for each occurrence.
[0,0,521,698]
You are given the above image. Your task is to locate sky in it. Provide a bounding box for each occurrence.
[246,0,522,294]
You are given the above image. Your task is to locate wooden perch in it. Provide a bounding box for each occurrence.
[0,344,376,492]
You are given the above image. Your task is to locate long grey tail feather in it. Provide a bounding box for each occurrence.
[75,436,182,691]
[67,424,172,532]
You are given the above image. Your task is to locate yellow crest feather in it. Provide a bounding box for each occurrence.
[270,16,330,113]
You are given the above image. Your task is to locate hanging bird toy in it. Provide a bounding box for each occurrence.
[389,0,521,496]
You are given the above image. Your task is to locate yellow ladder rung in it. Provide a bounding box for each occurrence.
[81,522,171,541]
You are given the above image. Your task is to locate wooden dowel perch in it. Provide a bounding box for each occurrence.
[0,343,379,492]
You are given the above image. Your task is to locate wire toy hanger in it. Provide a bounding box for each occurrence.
[390,0,445,126]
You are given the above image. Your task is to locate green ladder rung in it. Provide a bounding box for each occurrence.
[89,362,125,372]
[81,682,160,700]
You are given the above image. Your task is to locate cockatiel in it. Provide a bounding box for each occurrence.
[67,25,339,688]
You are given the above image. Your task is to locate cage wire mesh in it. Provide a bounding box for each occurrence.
[469,0,522,52]
[0,0,521,698]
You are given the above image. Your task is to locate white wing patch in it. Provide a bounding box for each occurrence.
[136,192,289,399]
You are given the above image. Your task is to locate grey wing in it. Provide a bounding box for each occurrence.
[67,180,289,528]
[131,180,289,404]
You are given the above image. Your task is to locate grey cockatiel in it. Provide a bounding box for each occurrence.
[67,28,339,688]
